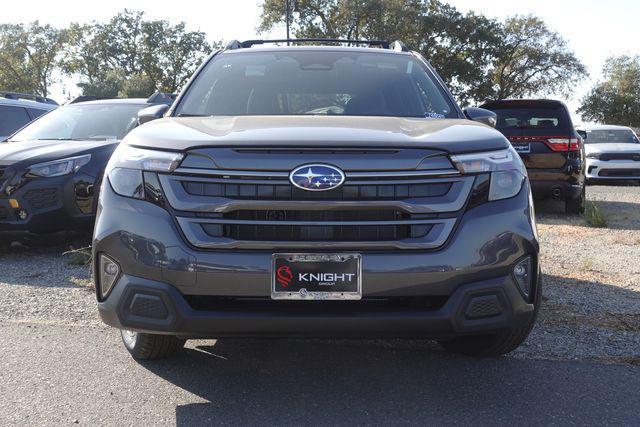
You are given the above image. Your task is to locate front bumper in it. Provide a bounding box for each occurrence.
[98,272,538,338]
[0,172,96,233]
[94,180,539,338]
[586,158,640,180]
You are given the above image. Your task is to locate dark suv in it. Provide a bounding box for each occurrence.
[0,92,58,141]
[0,95,174,234]
[480,99,585,214]
[94,40,541,360]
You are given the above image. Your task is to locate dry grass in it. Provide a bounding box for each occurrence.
[584,201,608,228]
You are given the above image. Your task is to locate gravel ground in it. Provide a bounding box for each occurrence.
[512,184,640,365]
[0,185,639,366]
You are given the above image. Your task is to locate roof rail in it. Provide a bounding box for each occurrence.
[232,39,391,49]
[0,91,59,106]
[147,92,177,105]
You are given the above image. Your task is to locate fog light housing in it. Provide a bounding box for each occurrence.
[513,256,533,299]
[99,254,121,299]
[18,209,28,220]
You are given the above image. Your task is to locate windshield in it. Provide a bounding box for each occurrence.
[489,106,570,130]
[175,50,456,119]
[585,129,640,144]
[9,103,146,142]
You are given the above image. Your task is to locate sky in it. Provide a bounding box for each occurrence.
[3,0,639,123]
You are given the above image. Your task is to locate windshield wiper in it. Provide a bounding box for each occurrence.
[177,113,207,117]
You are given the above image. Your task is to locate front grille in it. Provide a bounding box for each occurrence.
[23,188,59,209]
[184,295,449,312]
[210,209,429,241]
[182,180,452,201]
[223,209,409,221]
[206,223,430,241]
[598,169,640,177]
[161,165,473,250]
[598,153,640,161]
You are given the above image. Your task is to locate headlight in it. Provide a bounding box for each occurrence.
[27,154,91,177]
[451,148,526,201]
[106,145,183,199]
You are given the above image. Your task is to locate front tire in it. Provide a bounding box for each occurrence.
[120,330,185,360]
[439,276,541,357]
[565,187,585,215]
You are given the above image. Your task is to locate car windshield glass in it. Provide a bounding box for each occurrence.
[585,129,640,144]
[176,50,456,119]
[8,104,145,142]
[489,106,569,130]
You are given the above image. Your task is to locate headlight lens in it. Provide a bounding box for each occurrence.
[106,145,183,199]
[27,154,91,177]
[451,148,526,201]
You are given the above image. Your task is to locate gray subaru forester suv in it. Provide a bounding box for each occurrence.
[94,39,540,360]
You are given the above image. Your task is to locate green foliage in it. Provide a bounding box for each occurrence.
[578,55,640,127]
[62,10,216,97]
[258,1,586,105]
[584,201,608,228]
[491,15,588,99]
[0,21,66,96]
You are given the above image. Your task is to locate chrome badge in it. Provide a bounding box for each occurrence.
[290,164,345,191]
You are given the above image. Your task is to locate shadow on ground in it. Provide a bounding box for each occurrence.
[138,337,640,425]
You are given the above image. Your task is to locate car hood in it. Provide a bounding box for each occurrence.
[585,143,640,154]
[125,116,509,154]
[0,139,119,166]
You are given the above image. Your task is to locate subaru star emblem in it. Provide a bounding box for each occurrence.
[290,164,345,191]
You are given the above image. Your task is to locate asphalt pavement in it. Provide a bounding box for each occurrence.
[1,322,639,426]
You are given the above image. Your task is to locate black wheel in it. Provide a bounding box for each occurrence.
[439,277,542,357]
[120,330,185,360]
[565,187,585,215]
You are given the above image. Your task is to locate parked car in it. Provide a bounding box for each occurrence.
[480,99,586,214]
[0,92,58,141]
[94,39,540,360]
[0,94,173,234]
[583,125,640,183]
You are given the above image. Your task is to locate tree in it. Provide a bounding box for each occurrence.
[0,22,66,96]
[490,15,587,100]
[258,2,586,105]
[578,55,640,127]
[259,0,501,105]
[62,10,216,97]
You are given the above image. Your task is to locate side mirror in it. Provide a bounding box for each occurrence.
[463,107,497,128]
[137,104,170,126]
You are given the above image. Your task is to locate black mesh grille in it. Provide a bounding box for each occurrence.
[599,153,640,161]
[598,169,640,177]
[224,209,409,222]
[184,295,449,312]
[465,295,503,319]
[203,223,431,241]
[23,188,59,209]
[182,181,452,201]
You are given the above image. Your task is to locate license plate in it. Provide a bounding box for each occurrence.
[271,253,362,300]
[512,143,531,153]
